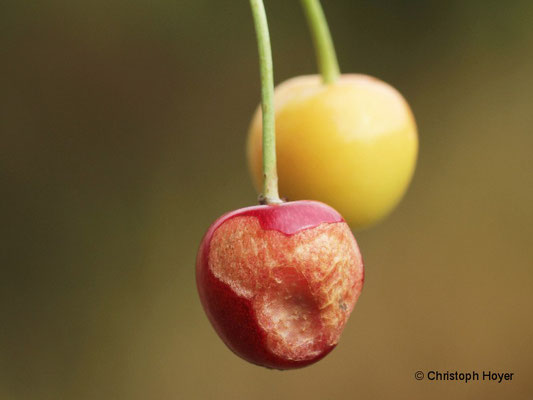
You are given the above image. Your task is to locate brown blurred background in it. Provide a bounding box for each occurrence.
[2,1,533,399]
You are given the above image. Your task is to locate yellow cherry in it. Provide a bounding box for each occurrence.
[247,74,418,229]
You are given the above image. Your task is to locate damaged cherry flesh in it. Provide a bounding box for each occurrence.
[196,200,364,369]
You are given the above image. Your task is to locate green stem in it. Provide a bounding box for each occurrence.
[249,0,282,205]
[300,0,340,84]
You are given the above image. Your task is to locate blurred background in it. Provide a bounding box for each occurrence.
[2,0,533,399]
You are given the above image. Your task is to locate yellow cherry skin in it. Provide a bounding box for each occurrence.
[247,74,418,230]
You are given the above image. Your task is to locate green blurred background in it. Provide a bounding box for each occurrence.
[2,1,532,399]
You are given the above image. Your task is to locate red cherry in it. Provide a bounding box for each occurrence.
[196,200,364,369]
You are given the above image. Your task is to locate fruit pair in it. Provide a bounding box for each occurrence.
[196,0,417,369]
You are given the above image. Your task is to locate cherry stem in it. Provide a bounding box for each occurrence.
[249,0,282,205]
[300,0,340,84]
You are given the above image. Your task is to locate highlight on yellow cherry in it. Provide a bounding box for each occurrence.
[247,0,418,230]
[247,74,418,230]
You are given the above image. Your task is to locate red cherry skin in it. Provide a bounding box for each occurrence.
[196,200,364,369]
